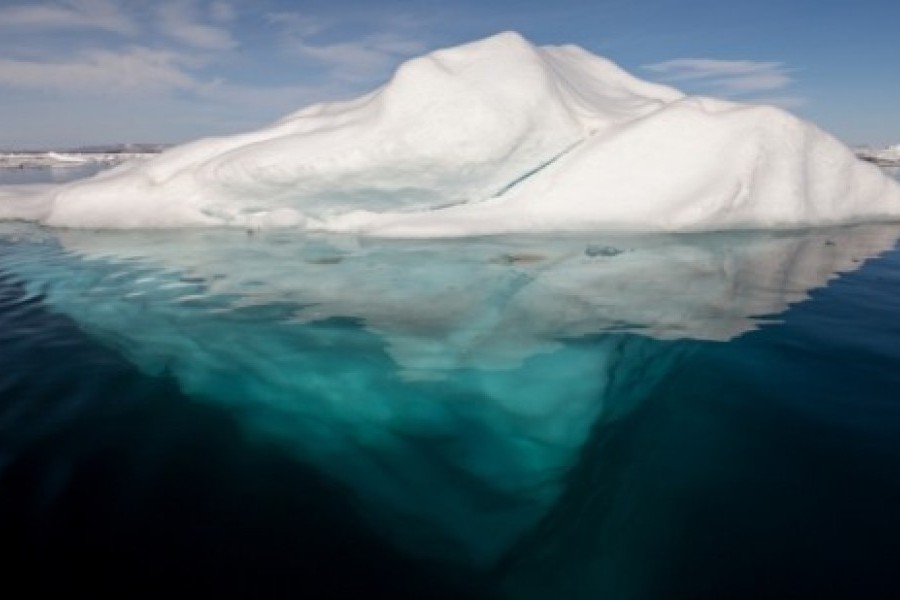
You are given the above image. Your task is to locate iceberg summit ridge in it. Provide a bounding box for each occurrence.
[5,31,900,233]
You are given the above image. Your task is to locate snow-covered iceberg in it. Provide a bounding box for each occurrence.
[2,32,898,233]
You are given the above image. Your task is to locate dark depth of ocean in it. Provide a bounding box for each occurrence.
[1,167,899,598]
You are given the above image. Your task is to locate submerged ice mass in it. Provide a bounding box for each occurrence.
[2,222,898,564]
[2,32,899,232]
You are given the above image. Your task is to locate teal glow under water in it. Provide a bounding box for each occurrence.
[1,168,899,597]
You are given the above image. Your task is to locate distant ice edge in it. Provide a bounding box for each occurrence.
[2,31,899,234]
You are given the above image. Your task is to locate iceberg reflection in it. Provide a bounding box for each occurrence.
[48,225,900,368]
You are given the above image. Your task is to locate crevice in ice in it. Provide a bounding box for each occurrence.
[492,139,585,198]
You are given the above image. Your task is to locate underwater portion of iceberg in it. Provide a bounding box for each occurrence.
[2,32,898,232]
[2,223,898,564]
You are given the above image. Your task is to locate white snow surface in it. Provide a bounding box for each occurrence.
[3,31,899,233]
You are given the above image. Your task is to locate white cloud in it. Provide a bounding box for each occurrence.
[0,0,137,35]
[643,58,794,95]
[0,43,335,126]
[267,11,429,82]
[0,47,201,94]
[291,35,427,81]
[745,96,808,109]
[0,4,442,146]
[157,0,237,51]
[644,59,783,80]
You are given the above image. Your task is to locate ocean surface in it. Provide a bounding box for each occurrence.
[1,167,899,598]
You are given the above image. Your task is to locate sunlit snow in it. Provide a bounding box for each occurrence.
[0,32,898,232]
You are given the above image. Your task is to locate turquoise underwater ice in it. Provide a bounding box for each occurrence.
[2,223,898,570]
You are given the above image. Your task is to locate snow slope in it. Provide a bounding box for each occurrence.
[3,31,899,233]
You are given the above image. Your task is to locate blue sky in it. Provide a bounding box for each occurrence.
[0,0,896,149]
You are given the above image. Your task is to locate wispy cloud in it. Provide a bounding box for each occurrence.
[0,0,137,35]
[644,58,794,94]
[0,3,442,145]
[209,1,235,23]
[742,95,808,110]
[157,0,237,51]
[0,47,201,94]
[291,35,428,81]
[0,1,243,96]
[0,42,335,123]
[265,11,326,38]
[266,11,429,82]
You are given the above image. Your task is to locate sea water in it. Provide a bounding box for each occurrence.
[1,168,899,598]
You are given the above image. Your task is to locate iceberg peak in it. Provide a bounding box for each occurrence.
[4,31,899,233]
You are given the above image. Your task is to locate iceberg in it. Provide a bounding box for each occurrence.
[1,32,898,232]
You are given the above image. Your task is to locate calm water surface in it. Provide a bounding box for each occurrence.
[1,168,899,597]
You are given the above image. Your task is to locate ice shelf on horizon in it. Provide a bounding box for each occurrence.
[856,145,900,168]
[0,151,159,170]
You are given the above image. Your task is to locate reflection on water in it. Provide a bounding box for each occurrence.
[500,240,900,599]
[1,222,898,571]
[41,224,900,365]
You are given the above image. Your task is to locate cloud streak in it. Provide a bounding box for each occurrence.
[0,0,137,35]
[0,44,336,128]
[0,47,200,95]
[289,35,428,81]
[157,0,237,50]
[0,3,441,146]
[643,58,795,95]
[266,11,429,82]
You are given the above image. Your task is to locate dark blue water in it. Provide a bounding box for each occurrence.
[1,169,900,598]
[0,271,481,597]
[501,254,900,599]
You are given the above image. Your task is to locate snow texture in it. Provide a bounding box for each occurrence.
[2,31,899,233]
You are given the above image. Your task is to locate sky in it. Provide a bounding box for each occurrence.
[0,0,897,150]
